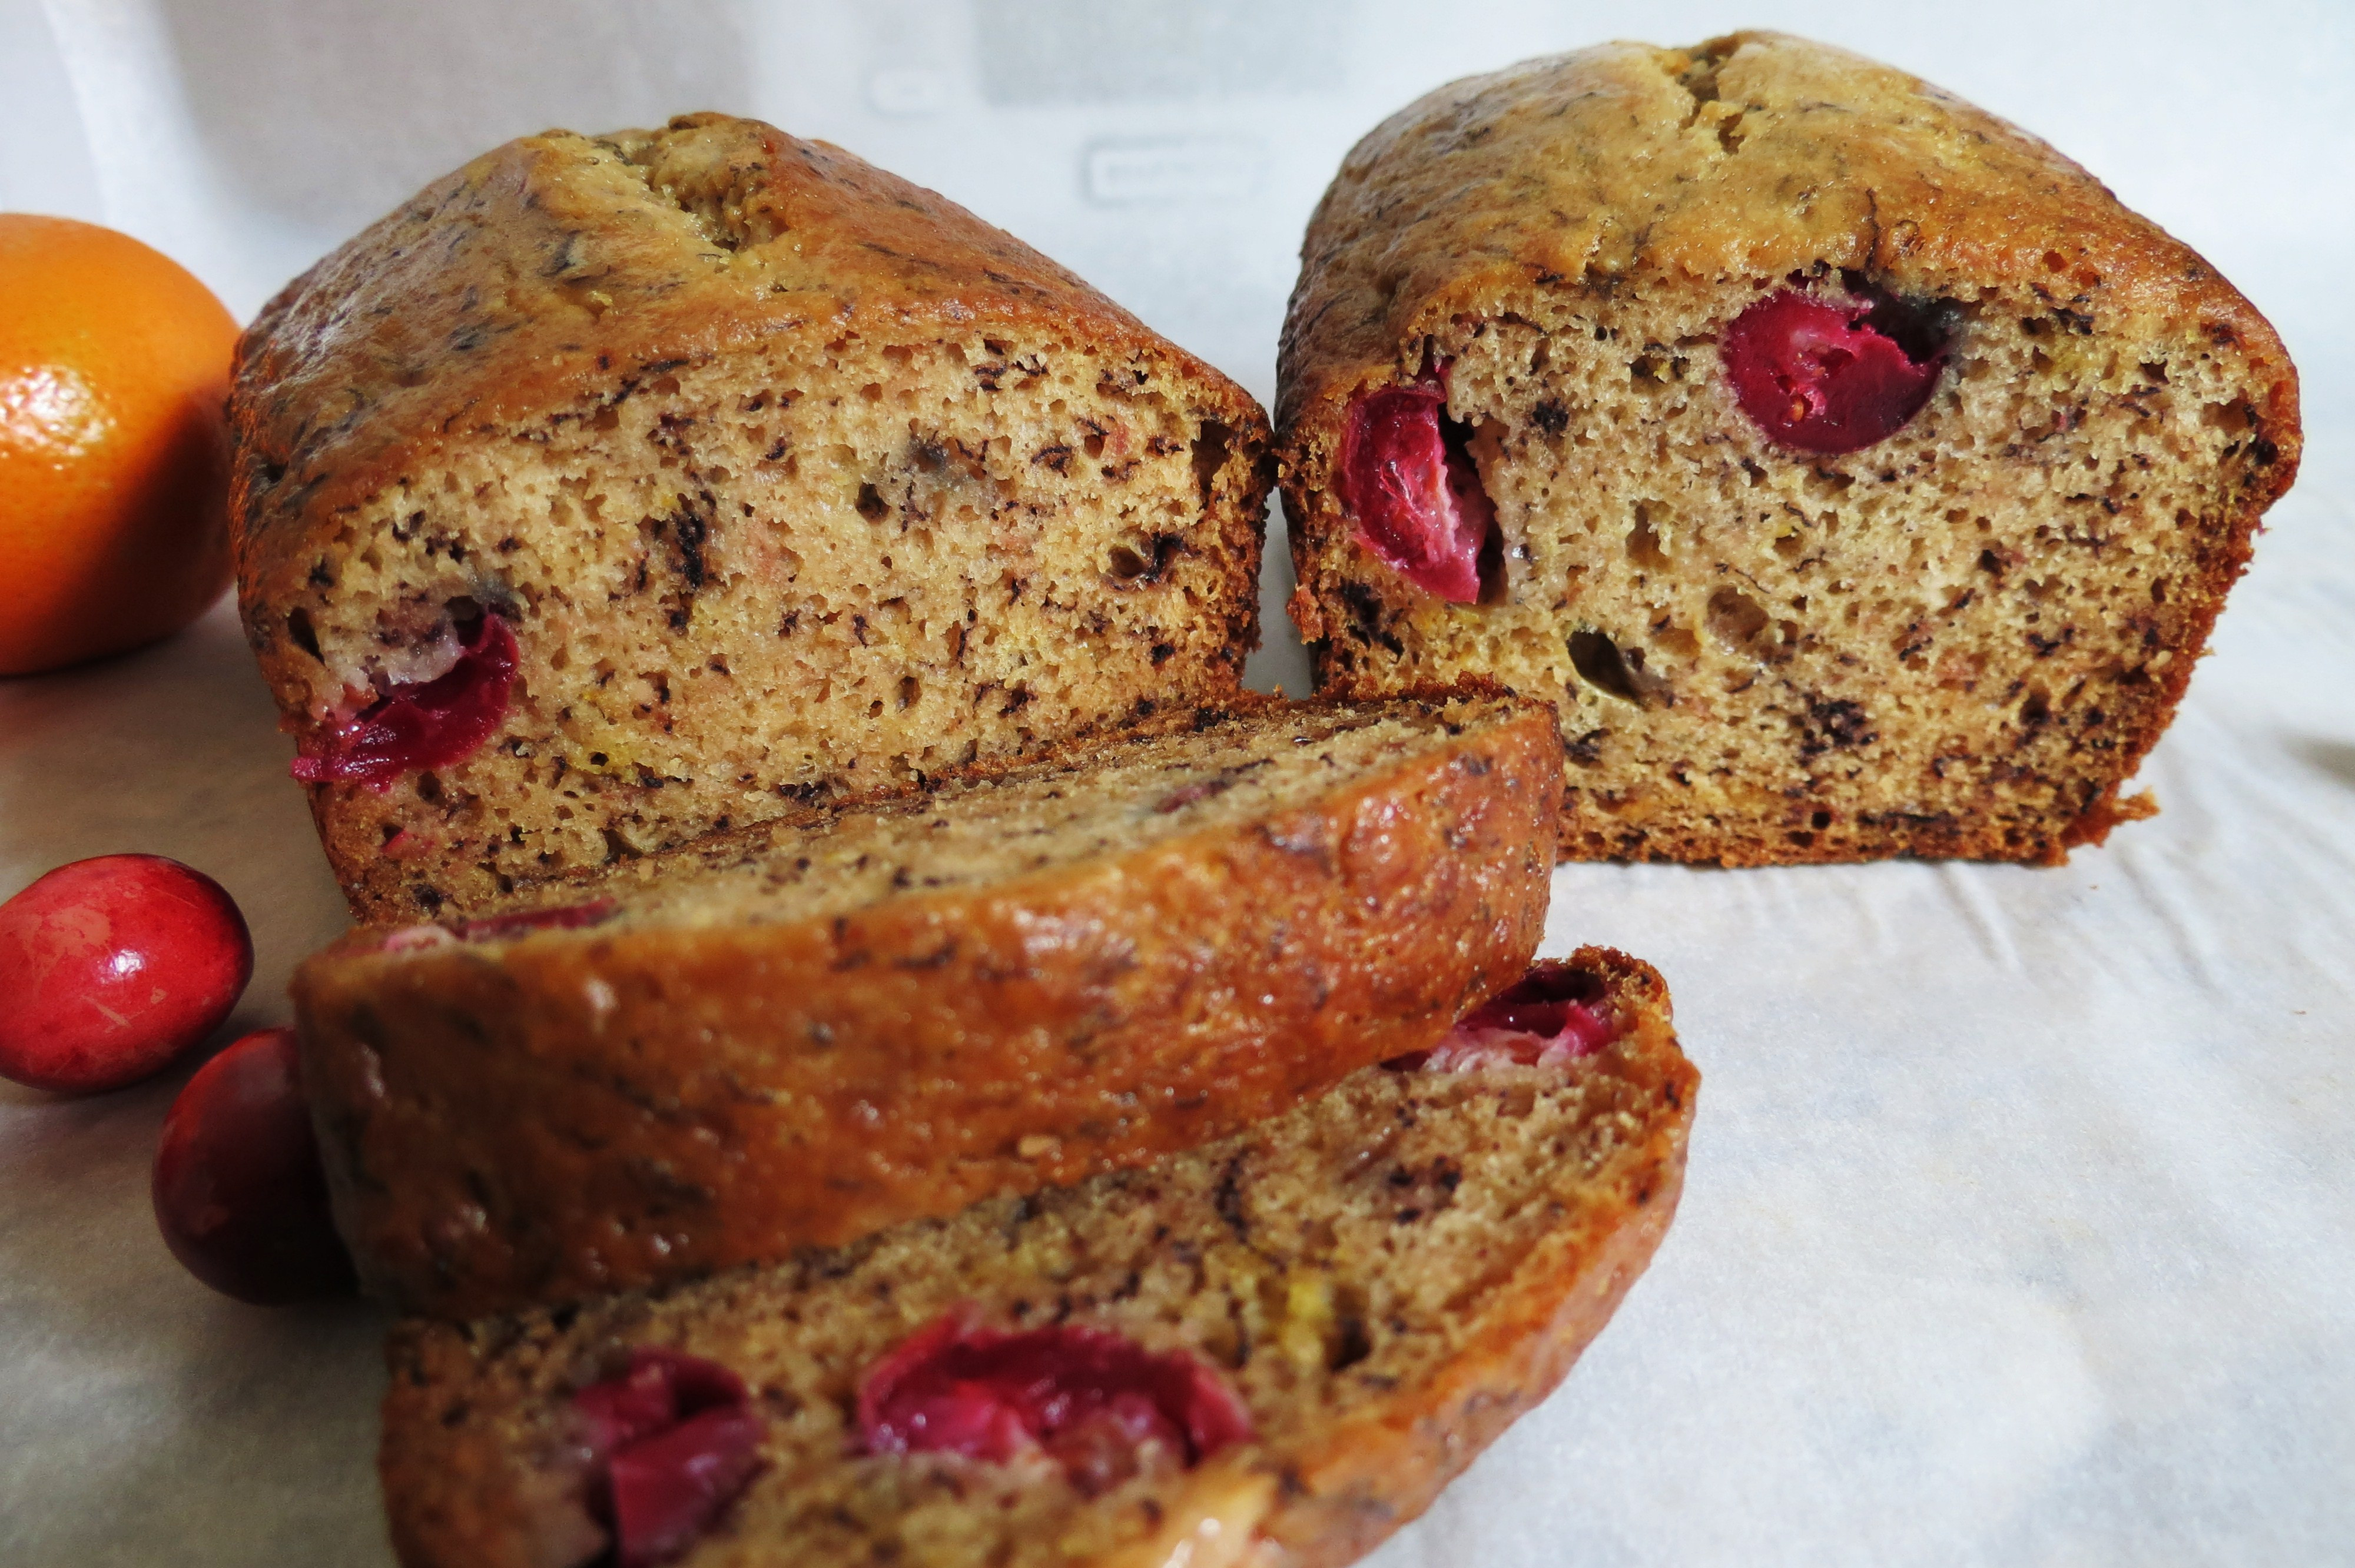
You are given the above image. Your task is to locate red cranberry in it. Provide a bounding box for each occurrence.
[452,898,619,943]
[373,897,621,956]
[858,1311,1252,1486]
[291,613,519,789]
[1387,961,1620,1072]
[1720,290,1946,453]
[151,1027,359,1304]
[1336,372,1496,603]
[573,1350,764,1568]
[0,855,253,1094]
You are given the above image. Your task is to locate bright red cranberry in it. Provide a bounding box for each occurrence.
[0,855,253,1094]
[1720,290,1946,453]
[858,1311,1252,1485]
[151,1027,359,1304]
[573,1350,764,1568]
[291,613,519,789]
[1387,961,1620,1072]
[1337,373,1495,603]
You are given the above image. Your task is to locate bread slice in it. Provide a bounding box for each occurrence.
[231,112,1273,922]
[295,687,1561,1321]
[379,948,1695,1568]
[1278,32,2300,866]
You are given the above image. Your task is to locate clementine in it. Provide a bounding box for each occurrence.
[0,214,240,676]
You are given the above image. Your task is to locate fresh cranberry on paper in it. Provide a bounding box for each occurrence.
[151,1026,357,1304]
[0,854,252,1094]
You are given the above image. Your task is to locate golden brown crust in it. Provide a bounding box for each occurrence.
[231,114,1273,921]
[1277,33,2300,868]
[237,113,1257,602]
[377,948,1694,1568]
[1277,34,2294,440]
[298,693,1564,1320]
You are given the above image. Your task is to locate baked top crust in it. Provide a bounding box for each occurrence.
[295,689,1564,1320]
[1277,31,2298,457]
[232,111,1266,623]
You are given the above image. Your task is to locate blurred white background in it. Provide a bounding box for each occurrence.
[5,0,2351,470]
[4,4,2351,1566]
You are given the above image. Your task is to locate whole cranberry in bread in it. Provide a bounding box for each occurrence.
[1719,290,1947,454]
[232,113,1272,922]
[0,855,251,1094]
[1280,32,2300,867]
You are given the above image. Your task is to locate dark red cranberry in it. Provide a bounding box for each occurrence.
[291,613,519,789]
[373,897,621,955]
[151,1027,359,1304]
[1387,961,1620,1072]
[1720,290,1946,453]
[452,898,619,944]
[573,1350,764,1568]
[1337,373,1496,603]
[858,1311,1252,1484]
[0,855,252,1094]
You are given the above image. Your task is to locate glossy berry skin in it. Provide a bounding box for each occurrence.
[0,854,253,1094]
[1720,290,1946,453]
[152,1027,358,1305]
[1337,374,1495,603]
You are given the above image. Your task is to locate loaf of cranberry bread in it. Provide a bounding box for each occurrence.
[379,949,1694,1568]
[231,113,1272,922]
[1279,32,2300,866]
[294,687,1561,1320]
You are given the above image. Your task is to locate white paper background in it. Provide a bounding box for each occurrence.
[3,2,2350,1563]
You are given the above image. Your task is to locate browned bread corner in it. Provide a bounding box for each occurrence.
[295,687,1562,1321]
[1279,32,2300,866]
[378,947,1694,1568]
[233,112,1273,921]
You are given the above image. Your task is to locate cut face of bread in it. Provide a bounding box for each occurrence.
[378,949,1696,1568]
[295,689,1563,1320]
[1279,33,2301,866]
[232,114,1272,921]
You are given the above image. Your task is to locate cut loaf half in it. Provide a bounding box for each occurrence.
[233,112,1272,920]
[1279,32,2300,865]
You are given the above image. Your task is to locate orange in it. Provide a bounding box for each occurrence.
[0,214,240,676]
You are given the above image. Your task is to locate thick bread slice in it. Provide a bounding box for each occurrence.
[1279,32,2299,866]
[232,112,1272,921]
[380,948,1694,1568]
[296,689,1561,1320]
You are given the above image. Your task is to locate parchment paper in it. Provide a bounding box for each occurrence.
[4,2,2350,1562]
